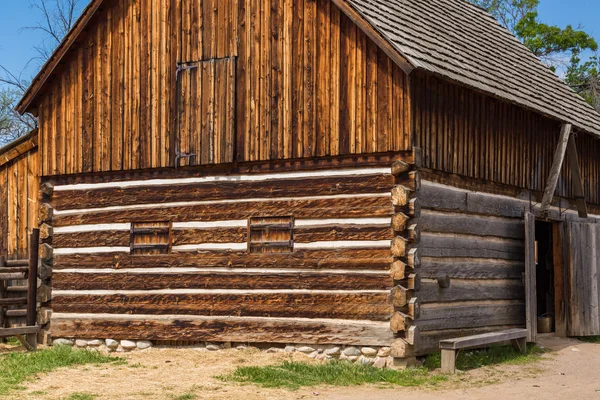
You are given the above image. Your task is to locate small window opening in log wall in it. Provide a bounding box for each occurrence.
[131,222,172,255]
[248,217,294,254]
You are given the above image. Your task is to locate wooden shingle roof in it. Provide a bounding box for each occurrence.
[346,0,600,135]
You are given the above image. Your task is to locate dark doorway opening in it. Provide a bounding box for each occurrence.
[535,221,555,333]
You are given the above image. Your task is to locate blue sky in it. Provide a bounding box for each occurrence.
[0,0,598,86]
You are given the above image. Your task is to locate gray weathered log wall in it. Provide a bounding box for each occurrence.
[410,178,600,355]
[413,180,528,354]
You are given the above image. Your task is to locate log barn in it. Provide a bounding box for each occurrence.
[2,0,600,359]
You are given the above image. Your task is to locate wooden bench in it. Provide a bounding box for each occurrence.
[440,328,528,374]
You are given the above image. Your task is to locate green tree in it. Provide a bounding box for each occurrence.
[0,89,36,146]
[566,51,599,111]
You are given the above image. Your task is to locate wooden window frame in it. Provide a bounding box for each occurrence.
[248,217,295,254]
[130,221,173,256]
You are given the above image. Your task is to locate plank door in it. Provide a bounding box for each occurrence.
[524,212,537,342]
[566,222,600,336]
[176,57,236,167]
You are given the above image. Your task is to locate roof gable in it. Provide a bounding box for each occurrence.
[16,0,600,137]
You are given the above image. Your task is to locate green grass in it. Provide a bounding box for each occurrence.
[0,346,123,395]
[423,344,547,371]
[219,360,447,390]
[577,336,600,343]
[172,393,197,400]
[65,393,97,400]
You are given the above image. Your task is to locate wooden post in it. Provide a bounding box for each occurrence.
[0,255,5,342]
[441,349,457,374]
[26,229,40,351]
[565,135,588,218]
[540,123,572,217]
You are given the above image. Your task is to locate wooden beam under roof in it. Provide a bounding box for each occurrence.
[566,134,588,218]
[540,123,572,218]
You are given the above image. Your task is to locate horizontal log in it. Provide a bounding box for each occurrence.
[421,258,524,280]
[39,203,54,223]
[40,224,54,241]
[408,298,421,319]
[0,326,40,337]
[54,225,395,248]
[54,249,393,271]
[390,285,412,308]
[407,225,420,243]
[294,226,394,243]
[403,273,421,291]
[6,286,27,293]
[390,260,408,280]
[405,325,420,346]
[419,280,524,304]
[52,292,393,320]
[391,237,408,257]
[38,307,52,325]
[391,160,410,176]
[392,186,412,207]
[390,338,414,358]
[5,259,29,267]
[6,309,27,318]
[53,271,394,291]
[392,213,410,232]
[390,311,412,333]
[416,210,524,239]
[39,264,53,280]
[52,174,396,211]
[421,233,525,261]
[395,171,420,192]
[54,196,394,227]
[0,267,28,274]
[420,182,525,218]
[418,302,526,332]
[40,244,54,262]
[40,182,54,198]
[407,248,420,269]
[409,198,421,218]
[0,297,27,306]
[38,285,52,303]
[51,313,395,346]
[0,273,26,281]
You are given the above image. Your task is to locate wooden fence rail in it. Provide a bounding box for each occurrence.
[0,229,40,350]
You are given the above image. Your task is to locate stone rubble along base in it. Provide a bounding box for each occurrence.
[51,339,420,369]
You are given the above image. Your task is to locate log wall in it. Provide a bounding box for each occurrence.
[407,179,528,355]
[402,176,600,355]
[35,0,411,176]
[40,153,419,345]
[412,71,600,205]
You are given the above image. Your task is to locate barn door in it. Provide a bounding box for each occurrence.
[524,212,537,342]
[176,57,236,167]
[566,222,600,336]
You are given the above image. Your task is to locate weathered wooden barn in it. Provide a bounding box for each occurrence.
[3,0,600,358]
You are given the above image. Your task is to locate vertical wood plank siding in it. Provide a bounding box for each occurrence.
[36,0,411,176]
[0,149,39,259]
[412,72,600,205]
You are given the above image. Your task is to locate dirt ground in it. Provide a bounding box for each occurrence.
[5,335,600,400]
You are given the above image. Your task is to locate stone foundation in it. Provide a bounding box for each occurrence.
[51,338,419,369]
